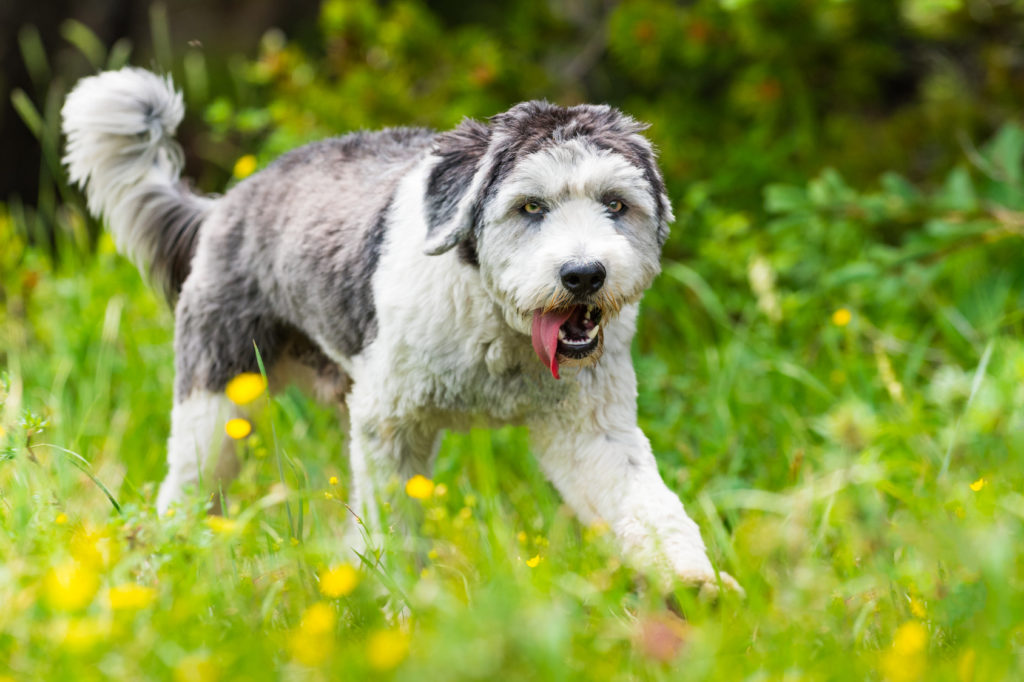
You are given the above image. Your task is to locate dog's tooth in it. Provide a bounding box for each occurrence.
[585,306,593,320]
[586,324,600,340]
[558,328,566,341]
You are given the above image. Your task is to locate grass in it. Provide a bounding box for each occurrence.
[1,190,1023,681]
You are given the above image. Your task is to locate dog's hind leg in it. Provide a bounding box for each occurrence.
[157,275,282,515]
[157,389,240,514]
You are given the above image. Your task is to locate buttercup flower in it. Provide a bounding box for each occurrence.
[205,516,239,535]
[44,560,99,611]
[405,475,435,500]
[108,583,157,610]
[832,308,852,327]
[319,564,359,598]
[289,602,337,666]
[367,629,409,671]
[225,373,266,405]
[225,418,252,439]
[233,154,258,179]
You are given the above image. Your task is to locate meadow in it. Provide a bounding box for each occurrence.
[3,1,1024,680]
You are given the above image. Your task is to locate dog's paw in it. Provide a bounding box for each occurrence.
[677,568,745,601]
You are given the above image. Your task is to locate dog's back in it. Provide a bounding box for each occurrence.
[62,67,434,322]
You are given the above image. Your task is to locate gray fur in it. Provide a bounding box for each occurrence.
[174,128,434,396]
[63,69,747,597]
[63,69,671,402]
[61,68,216,301]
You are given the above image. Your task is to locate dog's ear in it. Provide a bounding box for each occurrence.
[423,118,494,256]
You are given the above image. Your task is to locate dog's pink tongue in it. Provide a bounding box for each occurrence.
[532,309,573,379]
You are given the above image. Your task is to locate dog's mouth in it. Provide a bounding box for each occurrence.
[531,305,604,379]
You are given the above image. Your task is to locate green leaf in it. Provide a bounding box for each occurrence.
[823,261,881,288]
[10,89,43,139]
[17,25,50,90]
[764,183,808,213]
[60,19,107,70]
[983,123,1024,187]
[880,171,920,203]
[937,165,977,212]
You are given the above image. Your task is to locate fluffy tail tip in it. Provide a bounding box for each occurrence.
[61,67,185,215]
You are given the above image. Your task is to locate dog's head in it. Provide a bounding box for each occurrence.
[424,101,673,378]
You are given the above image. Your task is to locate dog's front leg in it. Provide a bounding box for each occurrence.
[530,406,741,596]
[344,402,440,554]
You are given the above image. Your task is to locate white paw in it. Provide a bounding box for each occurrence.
[677,567,745,600]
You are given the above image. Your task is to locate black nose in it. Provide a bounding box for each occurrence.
[560,262,606,295]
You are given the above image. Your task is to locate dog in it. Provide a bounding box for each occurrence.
[62,67,740,595]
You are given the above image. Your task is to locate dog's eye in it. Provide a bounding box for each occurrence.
[606,199,626,214]
[522,201,546,216]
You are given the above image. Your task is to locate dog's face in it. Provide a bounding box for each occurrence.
[424,102,673,378]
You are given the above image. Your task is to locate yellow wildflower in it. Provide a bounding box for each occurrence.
[969,477,985,492]
[319,564,359,598]
[108,583,157,610]
[225,373,266,405]
[958,649,976,682]
[300,602,336,635]
[367,629,409,671]
[0,425,5,439]
[71,525,119,569]
[433,483,448,497]
[204,516,239,535]
[59,616,110,652]
[832,308,852,327]
[517,531,527,544]
[55,512,68,525]
[44,560,99,611]
[909,597,927,619]
[892,621,927,655]
[525,555,541,568]
[880,621,928,682]
[165,508,176,518]
[225,418,252,439]
[405,475,435,500]
[233,154,258,179]
[174,653,220,682]
[289,602,336,666]
[329,476,339,486]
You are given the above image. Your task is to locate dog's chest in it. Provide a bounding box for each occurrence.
[373,321,574,428]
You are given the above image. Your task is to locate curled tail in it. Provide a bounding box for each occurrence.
[62,67,215,303]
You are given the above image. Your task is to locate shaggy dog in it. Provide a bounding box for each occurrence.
[62,67,739,595]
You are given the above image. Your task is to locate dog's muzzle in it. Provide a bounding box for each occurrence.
[530,261,611,379]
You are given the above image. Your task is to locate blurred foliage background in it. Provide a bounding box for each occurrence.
[3,0,1024,680]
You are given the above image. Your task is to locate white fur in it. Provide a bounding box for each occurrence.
[157,390,239,513]
[68,70,738,594]
[480,142,662,335]
[62,69,184,267]
[340,149,740,593]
